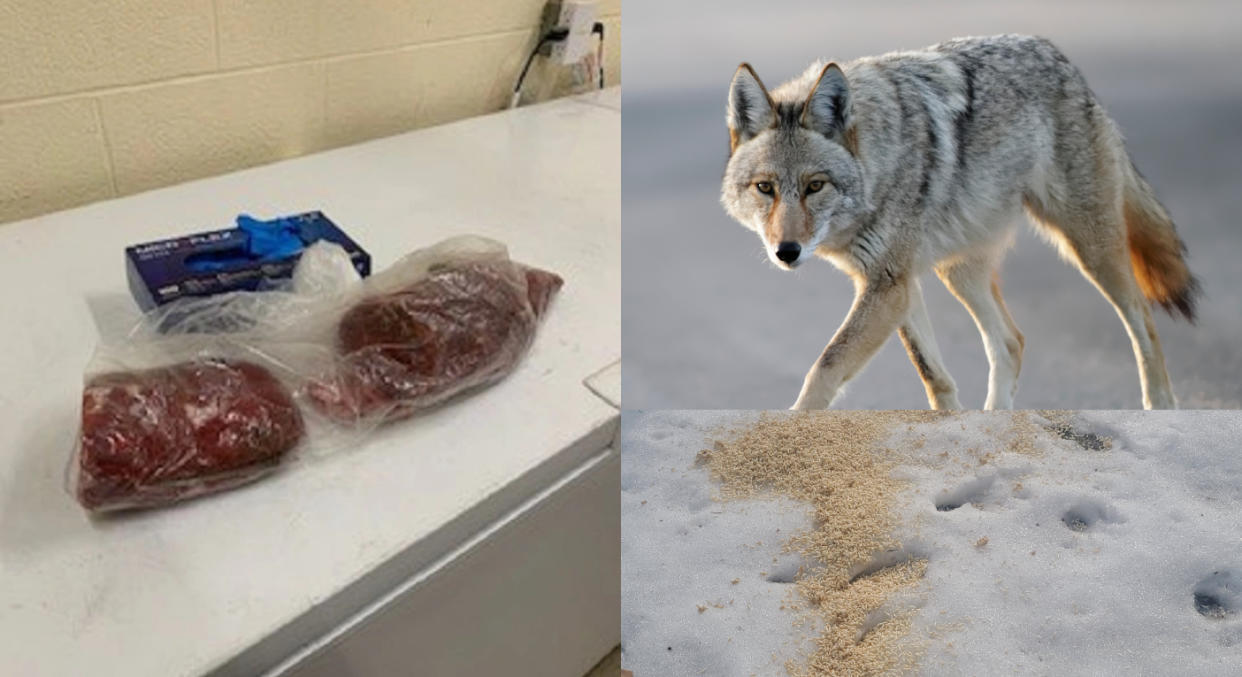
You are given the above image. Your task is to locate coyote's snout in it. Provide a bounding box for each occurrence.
[775,242,802,266]
[720,34,1199,410]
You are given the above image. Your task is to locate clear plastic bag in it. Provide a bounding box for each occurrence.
[303,236,564,424]
[72,344,305,511]
[70,236,562,511]
[130,239,363,341]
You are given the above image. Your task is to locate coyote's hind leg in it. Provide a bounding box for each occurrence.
[1025,198,1175,409]
[1056,234,1173,408]
[937,254,1024,409]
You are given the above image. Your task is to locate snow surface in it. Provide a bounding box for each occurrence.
[621,410,1242,675]
[622,0,1242,409]
[621,411,814,675]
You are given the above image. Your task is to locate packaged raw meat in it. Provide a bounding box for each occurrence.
[74,357,304,511]
[304,237,563,423]
[69,236,561,511]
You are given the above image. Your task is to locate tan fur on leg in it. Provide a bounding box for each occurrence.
[898,280,961,409]
[793,273,912,409]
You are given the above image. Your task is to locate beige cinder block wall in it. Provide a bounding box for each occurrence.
[0,0,621,225]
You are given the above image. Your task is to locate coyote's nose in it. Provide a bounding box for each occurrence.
[775,242,801,264]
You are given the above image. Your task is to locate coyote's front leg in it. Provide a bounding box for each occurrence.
[792,272,912,409]
[898,279,962,410]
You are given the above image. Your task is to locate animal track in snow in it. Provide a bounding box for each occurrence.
[766,560,803,584]
[1194,569,1241,619]
[1060,499,1122,532]
[856,606,898,643]
[1046,423,1110,451]
[848,546,924,583]
[933,475,997,512]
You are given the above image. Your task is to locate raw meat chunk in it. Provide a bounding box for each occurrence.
[75,359,303,511]
[306,260,562,422]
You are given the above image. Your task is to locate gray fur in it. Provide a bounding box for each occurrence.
[727,65,774,145]
[802,63,851,137]
[721,34,1196,410]
[723,34,1101,273]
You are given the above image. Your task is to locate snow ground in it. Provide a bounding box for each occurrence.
[620,410,1242,675]
[620,411,814,675]
[622,0,1242,409]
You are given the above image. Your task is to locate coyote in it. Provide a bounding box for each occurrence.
[720,34,1198,410]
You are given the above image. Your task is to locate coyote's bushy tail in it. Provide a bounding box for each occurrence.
[1122,162,1200,322]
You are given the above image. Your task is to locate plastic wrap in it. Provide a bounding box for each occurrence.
[131,239,363,339]
[70,236,562,511]
[304,237,564,423]
[74,356,304,511]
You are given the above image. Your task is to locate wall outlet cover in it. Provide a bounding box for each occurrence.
[550,0,598,65]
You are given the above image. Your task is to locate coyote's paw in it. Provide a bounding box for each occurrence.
[791,392,833,410]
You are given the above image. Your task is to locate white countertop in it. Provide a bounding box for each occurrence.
[0,89,620,677]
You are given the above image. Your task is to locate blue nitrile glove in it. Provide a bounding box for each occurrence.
[184,214,309,271]
[236,214,306,260]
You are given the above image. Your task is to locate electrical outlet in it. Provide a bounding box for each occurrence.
[546,0,597,65]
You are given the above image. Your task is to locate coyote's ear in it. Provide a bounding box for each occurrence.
[802,62,852,141]
[727,63,774,153]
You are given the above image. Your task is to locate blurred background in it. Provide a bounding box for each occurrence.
[623,0,1242,409]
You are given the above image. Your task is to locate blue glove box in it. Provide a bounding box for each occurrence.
[124,211,370,311]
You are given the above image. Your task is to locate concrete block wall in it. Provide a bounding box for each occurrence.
[0,0,621,224]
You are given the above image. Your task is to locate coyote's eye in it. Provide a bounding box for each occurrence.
[806,180,825,194]
[755,181,774,196]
